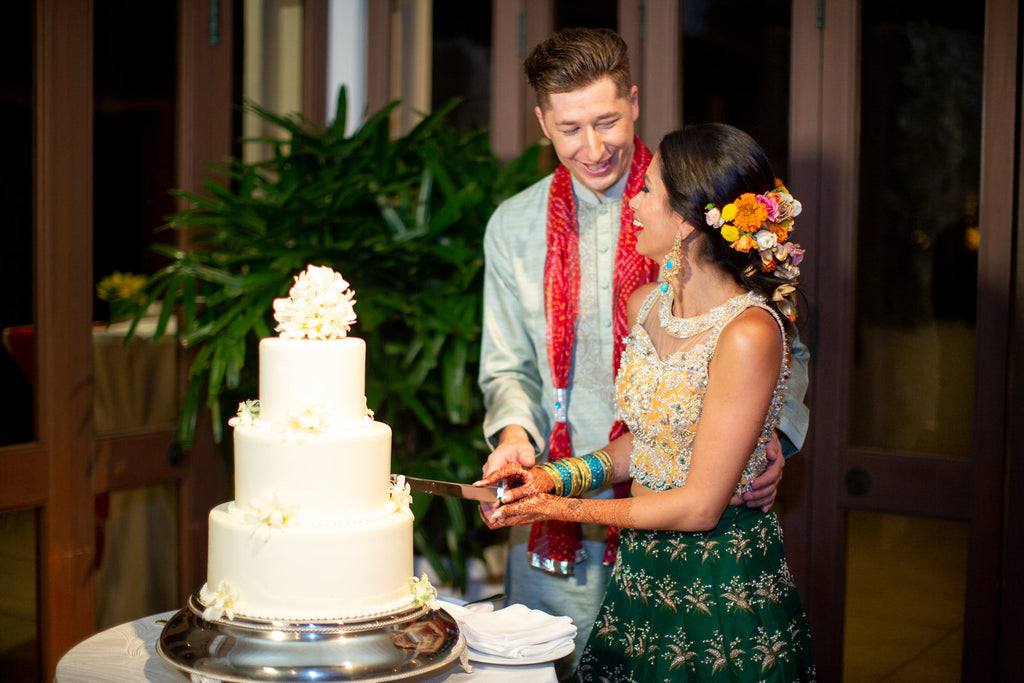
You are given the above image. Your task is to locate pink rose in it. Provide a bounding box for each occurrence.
[757,193,780,222]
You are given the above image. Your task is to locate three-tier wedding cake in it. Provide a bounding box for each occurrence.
[197,265,429,622]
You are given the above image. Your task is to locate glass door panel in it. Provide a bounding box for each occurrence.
[681,0,793,179]
[843,511,966,680]
[0,0,35,446]
[850,0,984,458]
[0,509,39,680]
[92,0,181,630]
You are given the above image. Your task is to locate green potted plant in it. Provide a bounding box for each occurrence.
[129,88,544,589]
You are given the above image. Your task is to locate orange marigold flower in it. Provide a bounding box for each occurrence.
[731,193,768,233]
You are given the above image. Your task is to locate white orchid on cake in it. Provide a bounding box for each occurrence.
[410,573,440,610]
[228,399,261,427]
[389,475,413,513]
[247,492,300,542]
[201,580,243,621]
[284,405,331,433]
[273,265,357,340]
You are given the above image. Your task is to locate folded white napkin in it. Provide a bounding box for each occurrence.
[436,599,495,620]
[449,602,577,659]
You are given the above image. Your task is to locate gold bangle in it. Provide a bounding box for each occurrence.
[534,462,564,495]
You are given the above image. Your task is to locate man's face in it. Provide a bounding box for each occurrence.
[535,77,639,199]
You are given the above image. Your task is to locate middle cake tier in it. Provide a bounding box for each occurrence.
[232,420,393,521]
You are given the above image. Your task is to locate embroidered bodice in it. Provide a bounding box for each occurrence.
[617,288,790,493]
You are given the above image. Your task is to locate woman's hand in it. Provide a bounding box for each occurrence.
[476,462,555,502]
[475,462,555,529]
[487,493,569,527]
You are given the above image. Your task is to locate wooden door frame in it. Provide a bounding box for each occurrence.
[34,1,97,672]
[967,0,1018,675]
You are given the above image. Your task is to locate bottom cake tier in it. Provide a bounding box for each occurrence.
[204,502,416,621]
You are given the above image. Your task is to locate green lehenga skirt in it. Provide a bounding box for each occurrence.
[575,505,815,682]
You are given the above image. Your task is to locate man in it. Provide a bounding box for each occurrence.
[477,27,809,678]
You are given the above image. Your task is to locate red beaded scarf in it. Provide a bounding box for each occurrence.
[530,136,658,576]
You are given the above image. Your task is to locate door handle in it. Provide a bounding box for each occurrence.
[844,467,872,496]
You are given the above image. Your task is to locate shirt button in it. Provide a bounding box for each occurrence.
[601,280,609,290]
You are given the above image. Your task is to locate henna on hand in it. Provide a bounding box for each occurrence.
[475,462,554,504]
[490,493,636,529]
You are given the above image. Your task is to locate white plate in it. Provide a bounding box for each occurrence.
[466,639,575,665]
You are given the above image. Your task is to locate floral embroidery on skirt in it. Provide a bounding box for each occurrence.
[576,505,815,682]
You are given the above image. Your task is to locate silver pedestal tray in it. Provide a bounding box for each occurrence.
[158,592,467,682]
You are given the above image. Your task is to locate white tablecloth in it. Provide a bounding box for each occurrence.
[54,610,557,683]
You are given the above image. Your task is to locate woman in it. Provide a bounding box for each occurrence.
[478,123,815,681]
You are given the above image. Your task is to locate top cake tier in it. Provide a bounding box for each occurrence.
[258,337,369,427]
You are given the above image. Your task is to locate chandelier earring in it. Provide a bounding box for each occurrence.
[659,232,684,292]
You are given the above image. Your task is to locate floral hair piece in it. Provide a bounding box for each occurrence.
[705,179,805,321]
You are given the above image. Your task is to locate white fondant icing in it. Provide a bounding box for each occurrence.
[257,337,368,426]
[207,503,415,621]
[232,420,392,522]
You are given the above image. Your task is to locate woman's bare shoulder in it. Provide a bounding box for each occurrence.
[627,283,660,326]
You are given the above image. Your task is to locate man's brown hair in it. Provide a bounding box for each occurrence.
[524,27,632,110]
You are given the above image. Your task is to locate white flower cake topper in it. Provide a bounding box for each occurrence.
[273,265,357,340]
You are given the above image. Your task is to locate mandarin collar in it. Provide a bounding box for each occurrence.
[570,169,630,207]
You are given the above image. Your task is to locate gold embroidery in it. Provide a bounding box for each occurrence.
[618,290,790,494]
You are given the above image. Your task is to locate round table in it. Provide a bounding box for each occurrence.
[55,610,557,682]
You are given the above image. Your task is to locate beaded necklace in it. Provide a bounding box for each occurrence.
[658,288,760,339]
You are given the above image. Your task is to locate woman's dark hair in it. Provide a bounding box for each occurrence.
[657,123,800,321]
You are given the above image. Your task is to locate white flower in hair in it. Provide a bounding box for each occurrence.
[754,229,778,251]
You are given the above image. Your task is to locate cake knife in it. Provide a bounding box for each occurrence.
[391,474,504,503]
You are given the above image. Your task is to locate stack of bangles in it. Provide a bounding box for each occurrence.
[534,449,613,497]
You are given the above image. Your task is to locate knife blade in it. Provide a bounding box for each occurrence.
[391,474,503,503]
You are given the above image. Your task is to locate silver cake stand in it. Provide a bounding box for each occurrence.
[158,592,468,682]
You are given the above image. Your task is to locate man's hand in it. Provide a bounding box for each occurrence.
[482,425,536,477]
[740,430,785,512]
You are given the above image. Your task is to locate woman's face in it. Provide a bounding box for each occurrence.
[629,152,687,262]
